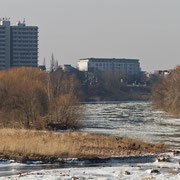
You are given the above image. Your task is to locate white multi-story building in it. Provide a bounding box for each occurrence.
[0,18,38,70]
[77,58,141,76]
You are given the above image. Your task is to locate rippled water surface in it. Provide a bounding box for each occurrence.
[81,101,180,149]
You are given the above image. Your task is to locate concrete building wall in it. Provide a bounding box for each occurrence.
[0,20,11,70]
[11,25,38,67]
[0,19,38,69]
[77,58,141,76]
[77,60,89,71]
[0,26,6,70]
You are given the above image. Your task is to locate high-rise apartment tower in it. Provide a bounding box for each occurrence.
[0,18,38,70]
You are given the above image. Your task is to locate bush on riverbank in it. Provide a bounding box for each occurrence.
[47,94,82,130]
[152,66,180,117]
[0,67,82,130]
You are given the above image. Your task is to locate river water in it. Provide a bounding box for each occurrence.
[81,101,180,149]
[1,101,180,177]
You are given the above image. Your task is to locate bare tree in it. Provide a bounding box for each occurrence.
[43,57,46,67]
[152,66,180,117]
[54,60,59,71]
[50,53,55,72]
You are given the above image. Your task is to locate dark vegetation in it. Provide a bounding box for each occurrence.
[0,67,82,130]
[152,66,180,117]
[75,71,151,101]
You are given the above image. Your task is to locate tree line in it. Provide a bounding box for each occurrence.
[0,67,82,130]
[76,71,151,101]
[46,53,151,101]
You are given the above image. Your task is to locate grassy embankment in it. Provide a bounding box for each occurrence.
[0,129,166,162]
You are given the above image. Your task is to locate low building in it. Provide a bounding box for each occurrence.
[62,64,78,72]
[77,58,141,76]
[154,70,171,76]
[38,65,46,71]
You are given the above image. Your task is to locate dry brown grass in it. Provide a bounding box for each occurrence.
[0,129,167,162]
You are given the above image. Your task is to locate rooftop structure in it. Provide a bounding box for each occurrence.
[62,64,79,72]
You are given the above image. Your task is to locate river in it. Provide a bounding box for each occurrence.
[1,101,180,177]
[81,101,180,149]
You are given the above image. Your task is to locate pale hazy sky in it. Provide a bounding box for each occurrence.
[1,0,180,72]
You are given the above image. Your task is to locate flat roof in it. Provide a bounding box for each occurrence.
[79,58,139,62]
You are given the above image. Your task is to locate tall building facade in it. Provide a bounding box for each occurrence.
[0,18,38,70]
[77,58,141,76]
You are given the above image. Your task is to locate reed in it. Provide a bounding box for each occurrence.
[0,128,166,162]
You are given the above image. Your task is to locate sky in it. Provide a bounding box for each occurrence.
[0,0,180,72]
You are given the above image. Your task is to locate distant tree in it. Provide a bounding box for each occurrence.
[50,53,55,72]
[43,57,46,67]
[152,66,180,117]
[146,74,160,86]
[101,72,125,93]
[54,60,59,71]
[50,69,81,98]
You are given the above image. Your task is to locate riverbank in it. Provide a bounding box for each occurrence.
[85,86,151,102]
[2,152,180,179]
[5,161,180,180]
[0,129,166,163]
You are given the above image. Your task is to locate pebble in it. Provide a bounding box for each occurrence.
[151,169,160,174]
[124,170,131,175]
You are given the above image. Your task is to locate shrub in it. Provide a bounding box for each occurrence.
[152,66,180,117]
[0,67,83,130]
[48,94,82,130]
